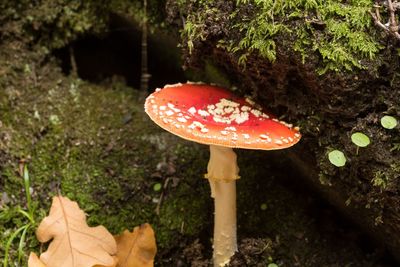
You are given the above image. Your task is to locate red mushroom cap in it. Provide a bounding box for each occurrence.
[144,83,301,150]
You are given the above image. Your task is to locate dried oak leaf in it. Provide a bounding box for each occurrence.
[36,196,117,267]
[114,223,157,267]
[28,252,46,267]
[94,256,118,267]
[28,253,119,267]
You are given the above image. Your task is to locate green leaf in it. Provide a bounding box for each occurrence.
[18,225,31,264]
[23,165,34,221]
[268,264,279,267]
[380,116,398,129]
[153,183,162,192]
[351,132,370,147]
[328,150,347,167]
[4,225,27,267]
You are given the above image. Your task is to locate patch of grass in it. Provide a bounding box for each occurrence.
[1,165,36,267]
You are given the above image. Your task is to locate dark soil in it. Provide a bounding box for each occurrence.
[160,150,396,267]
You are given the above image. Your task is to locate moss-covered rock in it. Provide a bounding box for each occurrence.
[170,0,384,73]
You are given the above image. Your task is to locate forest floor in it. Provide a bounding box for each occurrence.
[0,39,397,266]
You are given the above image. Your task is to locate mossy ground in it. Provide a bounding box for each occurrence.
[0,60,209,265]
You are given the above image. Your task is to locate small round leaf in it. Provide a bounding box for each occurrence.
[381,116,397,129]
[351,132,370,147]
[153,183,162,192]
[328,150,346,167]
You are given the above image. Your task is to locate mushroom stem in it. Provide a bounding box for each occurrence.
[208,179,216,198]
[213,180,237,267]
[205,145,239,267]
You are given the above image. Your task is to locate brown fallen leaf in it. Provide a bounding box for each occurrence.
[114,223,157,267]
[36,195,117,267]
[94,256,118,267]
[29,252,119,267]
[28,252,46,267]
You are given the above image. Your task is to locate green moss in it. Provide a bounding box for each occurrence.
[153,142,211,247]
[179,0,382,73]
[157,183,209,247]
[373,163,400,191]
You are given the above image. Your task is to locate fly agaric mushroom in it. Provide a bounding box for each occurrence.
[144,82,301,267]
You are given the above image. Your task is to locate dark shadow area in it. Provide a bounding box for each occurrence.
[54,13,187,92]
[161,148,398,266]
[253,149,398,266]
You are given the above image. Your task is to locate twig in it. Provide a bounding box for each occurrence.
[370,10,390,32]
[370,0,400,40]
[69,46,78,77]
[155,191,164,216]
[140,0,151,93]
[155,177,171,215]
[388,0,398,27]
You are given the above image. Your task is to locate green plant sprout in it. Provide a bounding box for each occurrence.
[391,143,400,152]
[153,183,162,192]
[328,150,347,167]
[351,132,370,155]
[3,164,36,267]
[380,115,398,129]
